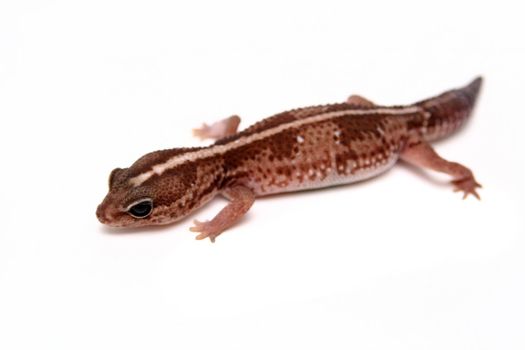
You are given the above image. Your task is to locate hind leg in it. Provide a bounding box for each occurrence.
[401,141,481,199]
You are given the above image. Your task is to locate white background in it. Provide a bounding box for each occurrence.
[1,1,524,349]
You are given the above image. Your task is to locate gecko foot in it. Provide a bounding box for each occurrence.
[452,177,482,200]
[192,124,213,140]
[192,115,240,141]
[189,220,221,243]
[192,123,216,140]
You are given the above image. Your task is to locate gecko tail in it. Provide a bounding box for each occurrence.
[416,76,483,142]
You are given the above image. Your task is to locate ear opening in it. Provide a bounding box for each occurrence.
[108,168,124,188]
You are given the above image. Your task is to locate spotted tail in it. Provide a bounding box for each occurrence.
[415,76,483,142]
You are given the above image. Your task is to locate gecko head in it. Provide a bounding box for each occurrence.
[96,149,207,228]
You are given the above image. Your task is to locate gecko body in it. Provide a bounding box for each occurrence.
[97,77,482,241]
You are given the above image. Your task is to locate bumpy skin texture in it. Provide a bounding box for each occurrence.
[96,77,482,241]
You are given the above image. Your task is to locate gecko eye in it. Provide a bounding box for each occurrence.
[127,199,153,218]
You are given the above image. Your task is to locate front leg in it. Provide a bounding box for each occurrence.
[192,115,241,141]
[346,94,376,107]
[189,185,255,242]
[400,141,481,199]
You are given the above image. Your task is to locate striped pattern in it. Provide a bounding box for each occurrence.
[129,106,423,186]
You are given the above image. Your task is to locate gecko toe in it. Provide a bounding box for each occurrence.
[192,124,211,140]
[452,178,482,200]
[190,220,219,242]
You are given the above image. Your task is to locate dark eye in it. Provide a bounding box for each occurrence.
[127,199,153,218]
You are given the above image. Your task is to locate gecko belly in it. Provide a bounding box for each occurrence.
[243,152,400,196]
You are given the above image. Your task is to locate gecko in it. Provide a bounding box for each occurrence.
[96,77,482,242]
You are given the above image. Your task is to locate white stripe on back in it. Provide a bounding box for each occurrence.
[129,106,421,186]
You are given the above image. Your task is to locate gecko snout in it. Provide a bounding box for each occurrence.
[96,202,115,225]
[96,204,106,223]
